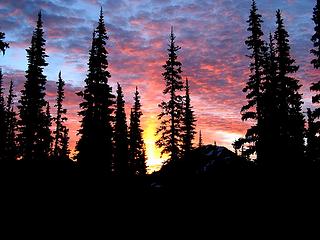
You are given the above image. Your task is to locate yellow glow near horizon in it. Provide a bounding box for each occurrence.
[215,131,243,150]
[143,116,167,173]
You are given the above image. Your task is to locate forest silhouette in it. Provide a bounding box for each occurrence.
[1,1,320,192]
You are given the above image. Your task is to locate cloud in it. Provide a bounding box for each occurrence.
[0,0,319,161]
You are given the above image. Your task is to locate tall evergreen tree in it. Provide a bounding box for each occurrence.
[198,130,203,148]
[311,0,320,69]
[61,127,70,161]
[53,71,69,160]
[138,143,147,175]
[0,69,6,160]
[114,83,129,175]
[274,10,305,166]
[44,102,53,158]
[0,31,9,55]
[241,0,265,160]
[76,32,96,170]
[129,109,135,169]
[156,27,184,163]
[259,33,281,166]
[306,108,319,164]
[310,0,320,164]
[182,78,196,159]
[76,8,115,174]
[129,87,147,176]
[18,11,51,161]
[4,80,18,161]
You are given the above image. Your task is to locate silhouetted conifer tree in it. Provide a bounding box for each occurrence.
[129,87,147,175]
[138,144,147,175]
[311,0,320,69]
[198,130,203,148]
[241,0,265,160]
[44,102,53,158]
[182,78,196,159]
[53,71,70,160]
[114,83,129,175]
[18,11,51,161]
[76,8,115,174]
[310,0,320,164]
[129,108,134,163]
[306,108,319,164]
[274,10,305,166]
[0,31,9,55]
[4,80,17,161]
[259,33,281,166]
[0,69,6,160]
[61,127,70,160]
[233,137,253,160]
[156,27,184,162]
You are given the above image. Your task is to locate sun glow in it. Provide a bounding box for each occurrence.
[143,116,167,173]
[215,131,243,150]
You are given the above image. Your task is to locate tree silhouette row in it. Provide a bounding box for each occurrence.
[0,8,197,176]
[234,0,320,170]
[3,1,320,175]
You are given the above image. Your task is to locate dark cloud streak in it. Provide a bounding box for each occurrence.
[0,0,318,153]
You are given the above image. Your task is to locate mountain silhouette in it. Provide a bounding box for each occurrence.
[157,144,251,177]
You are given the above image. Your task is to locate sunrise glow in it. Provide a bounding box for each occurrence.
[1,0,319,171]
[142,116,167,173]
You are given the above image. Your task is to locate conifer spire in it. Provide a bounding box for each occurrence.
[182,78,196,159]
[156,27,184,162]
[129,87,147,175]
[76,9,115,174]
[53,71,70,160]
[4,80,17,161]
[18,12,50,161]
[114,83,129,175]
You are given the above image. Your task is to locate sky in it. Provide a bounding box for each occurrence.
[0,0,318,172]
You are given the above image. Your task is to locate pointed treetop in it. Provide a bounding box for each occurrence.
[95,5,108,44]
[276,9,282,21]
[37,10,43,25]
[59,70,62,79]
[99,6,104,23]
[199,130,203,148]
[251,0,257,10]
[268,32,276,52]
[34,10,44,34]
[100,6,103,16]
[117,82,123,94]
[170,26,176,42]
[185,78,190,95]
[171,26,175,37]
